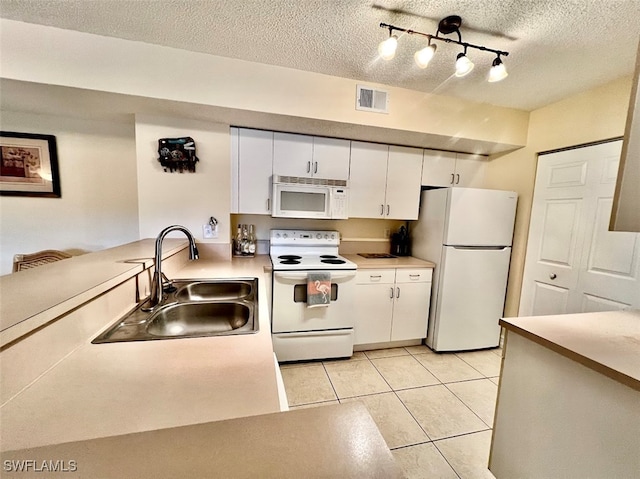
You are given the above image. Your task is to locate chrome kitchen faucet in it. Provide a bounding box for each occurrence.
[144,225,199,310]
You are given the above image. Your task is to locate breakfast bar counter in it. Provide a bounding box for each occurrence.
[490,310,640,478]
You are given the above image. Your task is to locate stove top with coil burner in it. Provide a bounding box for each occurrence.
[269,230,356,271]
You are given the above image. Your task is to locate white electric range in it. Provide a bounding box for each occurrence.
[270,229,357,362]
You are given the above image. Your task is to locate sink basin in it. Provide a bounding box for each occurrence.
[147,302,251,336]
[92,278,259,344]
[173,279,253,301]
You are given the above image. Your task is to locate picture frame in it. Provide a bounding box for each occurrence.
[0,131,61,197]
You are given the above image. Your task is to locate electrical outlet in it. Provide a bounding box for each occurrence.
[384,228,391,238]
[203,223,218,239]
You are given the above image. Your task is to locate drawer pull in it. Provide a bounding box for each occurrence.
[409,274,421,279]
[370,275,382,280]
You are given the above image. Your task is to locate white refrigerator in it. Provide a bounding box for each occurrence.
[411,188,518,351]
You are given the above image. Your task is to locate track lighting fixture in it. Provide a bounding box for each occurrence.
[488,55,508,82]
[414,41,437,69]
[378,15,509,82]
[378,28,398,60]
[455,48,474,77]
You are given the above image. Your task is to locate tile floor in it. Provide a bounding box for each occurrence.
[279,345,503,479]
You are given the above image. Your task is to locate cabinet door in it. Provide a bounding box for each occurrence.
[238,128,273,214]
[354,283,394,345]
[422,150,456,187]
[273,133,313,177]
[455,153,487,188]
[349,141,388,218]
[312,137,350,180]
[385,146,423,220]
[391,281,431,341]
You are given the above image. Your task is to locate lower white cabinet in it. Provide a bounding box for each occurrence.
[354,268,432,345]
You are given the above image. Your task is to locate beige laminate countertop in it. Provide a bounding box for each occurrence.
[500,310,640,391]
[2,403,402,479]
[344,254,435,269]
[0,255,282,452]
[0,239,187,346]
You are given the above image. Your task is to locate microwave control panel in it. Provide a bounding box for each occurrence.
[331,188,348,219]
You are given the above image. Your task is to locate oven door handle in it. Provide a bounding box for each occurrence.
[274,271,356,281]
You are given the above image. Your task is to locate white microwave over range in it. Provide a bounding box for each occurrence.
[271,176,349,219]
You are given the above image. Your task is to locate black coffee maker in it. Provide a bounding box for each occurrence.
[391,224,411,256]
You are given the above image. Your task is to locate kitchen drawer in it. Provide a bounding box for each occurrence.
[395,268,432,283]
[356,269,396,284]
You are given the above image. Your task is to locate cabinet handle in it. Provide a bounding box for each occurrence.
[370,275,382,280]
[386,204,390,216]
[380,204,384,216]
[396,287,400,298]
[314,162,318,174]
[266,198,271,211]
[455,173,460,184]
[450,173,455,184]
[409,274,420,279]
[550,273,557,280]
[307,161,311,173]
[390,287,394,299]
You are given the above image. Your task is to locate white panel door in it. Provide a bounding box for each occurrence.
[353,283,394,345]
[445,188,518,246]
[434,246,511,351]
[520,140,640,317]
[312,137,350,180]
[348,141,388,218]
[273,132,313,177]
[385,146,423,220]
[391,281,431,341]
[571,144,640,311]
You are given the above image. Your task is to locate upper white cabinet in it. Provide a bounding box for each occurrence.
[386,146,424,219]
[231,128,273,215]
[349,142,389,218]
[422,149,486,188]
[349,142,423,220]
[273,133,349,180]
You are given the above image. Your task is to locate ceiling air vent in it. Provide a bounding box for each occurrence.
[356,85,389,114]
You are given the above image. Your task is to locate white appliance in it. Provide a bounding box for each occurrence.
[411,188,517,351]
[271,176,348,219]
[270,229,357,361]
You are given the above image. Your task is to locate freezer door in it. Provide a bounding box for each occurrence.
[432,246,511,351]
[445,188,517,246]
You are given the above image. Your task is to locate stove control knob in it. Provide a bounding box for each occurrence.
[316,233,322,239]
[283,233,288,239]
[331,233,336,239]
[275,233,281,239]
[324,234,329,239]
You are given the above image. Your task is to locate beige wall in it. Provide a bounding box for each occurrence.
[135,115,231,245]
[0,19,528,152]
[485,76,633,316]
[0,111,139,275]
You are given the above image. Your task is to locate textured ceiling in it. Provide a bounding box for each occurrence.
[1,0,639,111]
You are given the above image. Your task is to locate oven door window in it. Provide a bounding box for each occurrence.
[293,284,338,302]
[280,190,327,213]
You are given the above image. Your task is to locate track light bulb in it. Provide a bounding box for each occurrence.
[378,34,398,60]
[414,44,437,69]
[488,56,508,82]
[455,52,474,77]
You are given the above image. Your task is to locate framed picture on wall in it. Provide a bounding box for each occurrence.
[0,131,61,197]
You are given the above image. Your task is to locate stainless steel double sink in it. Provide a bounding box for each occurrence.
[92,278,259,344]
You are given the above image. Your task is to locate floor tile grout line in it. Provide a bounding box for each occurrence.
[455,351,501,378]
[320,361,341,402]
[431,428,494,479]
[443,381,496,429]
